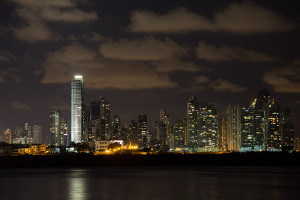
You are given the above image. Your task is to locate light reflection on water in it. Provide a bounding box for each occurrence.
[68,170,87,200]
[0,166,299,200]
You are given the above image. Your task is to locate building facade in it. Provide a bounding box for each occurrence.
[71,75,84,144]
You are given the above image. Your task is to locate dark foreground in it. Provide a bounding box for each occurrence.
[1,152,300,168]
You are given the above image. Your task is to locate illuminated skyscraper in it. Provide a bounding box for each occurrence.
[218,118,227,151]
[112,115,121,140]
[250,89,270,151]
[128,120,138,146]
[100,97,111,140]
[138,113,149,148]
[199,102,218,152]
[71,75,84,144]
[226,105,241,152]
[241,106,254,152]
[266,100,281,151]
[50,110,65,146]
[173,118,187,148]
[159,109,172,151]
[187,96,200,152]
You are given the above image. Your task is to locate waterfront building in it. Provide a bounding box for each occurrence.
[112,115,121,140]
[226,105,242,152]
[100,97,111,140]
[173,118,187,149]
[219,118,227,152]
[138,114,149,148]
[266,100,282,151]
[280,106,294,150]
[240,106,254,152]
[50,110,66,146]
[187,96,200,152]
[250,89,270,151]
[71,75,84,144]
[199,102,218,152]
[128,120,138,146]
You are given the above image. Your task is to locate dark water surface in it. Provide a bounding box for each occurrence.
[0,166,299,200]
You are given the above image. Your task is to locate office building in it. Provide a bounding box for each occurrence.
[71,75,84,144]
[226,105,242,152]
[199,102,218,152]
[138,114,149,148]
[50,110,66,146]
[187,96,200,152]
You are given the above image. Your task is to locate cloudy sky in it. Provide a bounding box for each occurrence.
[0,0,299,138]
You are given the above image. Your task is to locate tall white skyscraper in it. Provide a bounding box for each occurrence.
[71,75,84,144]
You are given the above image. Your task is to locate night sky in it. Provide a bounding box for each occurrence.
[0,0,299,140]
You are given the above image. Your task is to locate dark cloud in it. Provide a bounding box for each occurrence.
[151,59,207,72]
[10,0,98,42]
[0,50,15,62]
[193,75,211,84]
[263,66,300,93]
[41,43,177,89]
[128,7,214,33]
[209,79,247,92]
[11,101,31,110]
[129,1,298,34]
[192,76,246,92]
[195,41,277,62]
[0,69,21,83]
[99,37,187,61]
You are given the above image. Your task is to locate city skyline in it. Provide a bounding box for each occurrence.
[0,0,299,138]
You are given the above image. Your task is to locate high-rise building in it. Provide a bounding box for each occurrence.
[128,120,138,146]
[241,106,254,152]
[266,100,281,151]
[89,100,101,142]
[112,115,121,140]
[82,104,90,143]
[226,105,242,152]
[25,123,32,144]
[280,106,294,150]
[218,118,227,152]
[100,97,111,140]
[50,110,66,146]
[32,125,42,144]
[138,114,149,148]
[173,118,187,149]
[71,75,84,144]
[187,96,200,152]
[199,102,218,152]
[3,129,12,144]
[158,109,172,151]
[250,89,270,151]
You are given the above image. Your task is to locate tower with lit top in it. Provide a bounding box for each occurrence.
[71,75,84,144]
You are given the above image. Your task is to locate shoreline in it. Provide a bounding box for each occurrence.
[1,152,300,168]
